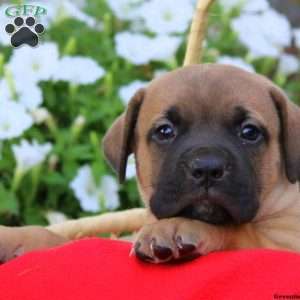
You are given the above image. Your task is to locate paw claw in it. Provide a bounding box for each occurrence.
[134,242,154,262]
[152,244,173,260]
[176,236,197,256]
[135,249,154,262]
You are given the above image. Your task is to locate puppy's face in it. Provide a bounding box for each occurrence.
[103,64,300,225]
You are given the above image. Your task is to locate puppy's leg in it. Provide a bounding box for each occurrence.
[133,217,261,263]
[0,226,68,263]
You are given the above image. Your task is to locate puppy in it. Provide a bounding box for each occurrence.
[103,64,300,263]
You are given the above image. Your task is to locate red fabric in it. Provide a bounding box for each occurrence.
[0,238,300,300]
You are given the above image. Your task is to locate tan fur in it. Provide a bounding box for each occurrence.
[0,226,67,263]
[104,64,300,263]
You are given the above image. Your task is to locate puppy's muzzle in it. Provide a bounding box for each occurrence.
[179,147,236,223]
[150,145,258,225]
[182,147,231,188]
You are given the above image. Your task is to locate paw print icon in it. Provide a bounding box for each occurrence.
[5,16,45,48]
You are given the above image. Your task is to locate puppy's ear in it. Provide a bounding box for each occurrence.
[102,89,145,182]
[270,86,300,183]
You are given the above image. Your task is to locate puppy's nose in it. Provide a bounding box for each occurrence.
[184,149,229,185]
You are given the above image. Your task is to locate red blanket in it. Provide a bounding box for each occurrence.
[0,238,300,300]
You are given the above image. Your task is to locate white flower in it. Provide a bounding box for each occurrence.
[70,165,120,212]
[115,32,182,65]
[261,10,292,50]
[0,101,33,140]
[232,9,292,58]
[138,0,194,34]
[243,0,269,13]
[8,42,59,83]
[217,56,254,73]
[45,211,68,225]
[18,81,43,110]
[0,79,12,100]
[294,29,300,49]
[57,0,99,28]
[126,154,136,179]
[31,107,50,124]
[73,115,86,128]
[52,56,105,85]
[70,165,99,212]
[12,139,53,173]
[100,176,120,210]
[29,0,101,29]
[0,79,43,111]
[119,80,147,105]
[107,0,142,20]
[153,35,183,60]
[71,0,87,9]
[278,54,300,76]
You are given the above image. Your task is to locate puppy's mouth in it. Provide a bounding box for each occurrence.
[151,190,258,225]
[178,199,234,225]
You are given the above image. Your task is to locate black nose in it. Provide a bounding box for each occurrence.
[184,148,230,184]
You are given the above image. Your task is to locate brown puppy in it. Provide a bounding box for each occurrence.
[103,64,300,263]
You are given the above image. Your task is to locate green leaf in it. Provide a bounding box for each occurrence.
[0,184,19,216]
[24,207,46,225]
[43,172,68,186]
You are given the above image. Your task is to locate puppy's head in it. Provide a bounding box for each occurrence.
[103,64,300,225]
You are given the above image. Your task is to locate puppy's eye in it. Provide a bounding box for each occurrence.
[240,124,262,142]
[153,124,176,142]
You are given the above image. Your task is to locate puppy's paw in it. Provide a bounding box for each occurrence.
[133,218,223,263]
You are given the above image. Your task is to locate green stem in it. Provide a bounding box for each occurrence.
[27,165,41,205]
[90,131,102,164]
[0,54,4,78]
[273,71,287,87]
[68,83,79,117]
[71,116,86,142]
[11,168,24,193]
[167,57,179,69]
[46,115,58,138]
[69,83,78,99]
[4,67,18,100]
[103,13,112,37]
[261,57,276,75]
[63,37,77,56]
[104,72,113,98]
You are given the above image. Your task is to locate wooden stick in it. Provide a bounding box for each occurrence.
[183,0,215,66]
[47,208,147,240]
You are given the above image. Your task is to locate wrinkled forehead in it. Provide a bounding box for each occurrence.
[138,65,279,132]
